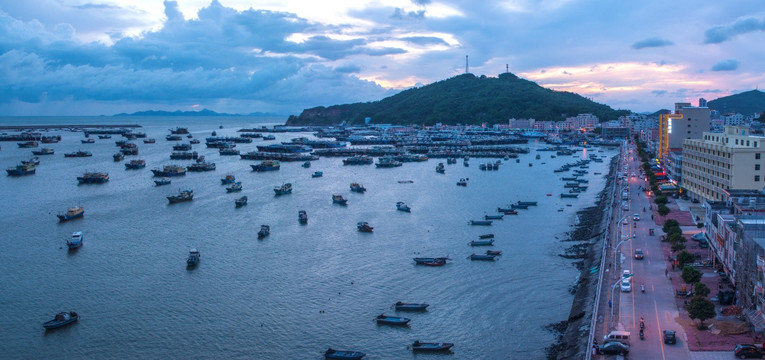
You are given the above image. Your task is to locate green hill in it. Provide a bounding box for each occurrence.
[286,73,628,126]
[707,90,765,115]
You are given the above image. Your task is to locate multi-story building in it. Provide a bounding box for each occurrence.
[508,118,535,129]
[682,126,765,202]
[666,149,683,185]
[601,127,630,139]
[658,103,711,158]
[723,113,746,127]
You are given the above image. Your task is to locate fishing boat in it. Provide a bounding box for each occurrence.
[484,214,504,220]
[166,135,182,141]
[497,207,513,212]
[479,234,494,239]
[413,257,449,265]
[457,178,468,186]
[189,139,200,144]
[324,348,366,360]
[469,220,492,226]
[396,202,411,212]
[486,250,503,256]
[411,341,454,352]
[375,156,402,168]
[469,239,494,246]
[144,138,156,144]
[57,206,84,221]
[113,152,125,162]
[77,171,109,184]
[357,222,373,232]
[298,210,308,224]
[435,162,445,173]
[42,311,79,330]
[124,159,146,169]
[511,204,528,210]
[394,302,429,311]
[235,196,248,207]
[332,194,347,205]
[64,150,92,158]
[167,189,194,203]
[226,182,242,192]
[342,155,373,165]
[312,171,323,178]
[170,151,198,160]
[350,183,366,193]
[81,138,95,144]
[302,161,311,168]
[17,141,38,148]
[503,210,519,215]
[262,134,276,140]
[257,225,270,239]
[21,157,40,166]
[187,248,200,268]
[221,174,236,184]
[274,183,292,195]
[470,254,497,261]
[154,177,171,186]
[41,136,60,144]
[67,231,83,249]
[152,165,186,177]
[560,193,579,198]
[251,160,280,172]
[517,201,538,206]
[6,163,35,176]
[170,127,189,134]
[32,148,54,155]
[187,160,215,172]
[375,314,410,326]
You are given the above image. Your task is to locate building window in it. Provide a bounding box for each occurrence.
[757,175,761,182]
[758,153,762,159]
[757,164,761,171]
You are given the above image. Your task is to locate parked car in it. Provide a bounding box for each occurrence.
[734,344,764,358]
[691,233,706,242]
[598,342,629,356]
[634,249,644,260]
[663,330,676,344]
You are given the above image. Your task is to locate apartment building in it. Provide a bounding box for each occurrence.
[658,103,710,158]
[683,126,765,202]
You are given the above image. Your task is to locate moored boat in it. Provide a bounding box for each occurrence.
[77,171,109,184]
[413,257,449,265]
[220,174,236,184]
[357,222,373,232]
[154,177,171,186]
[17,141,38,148]
[257,225,270,239]
[32,148,54,155]
[375,156,402,168]
[511,204,528,210]
[81,138,95,144]
[457,178,468,186]
[324,348,365,360]
[479,234,494,239]
[375,314,410,326]
[187,159,215,172]
[396,201,411,212]
[342,155,373,165]
[251,160,280,172]
[394,302,429,311]
[298,210,308,224]
[411,341,454,352]
[435,162,445,173]
[469,220,492,226]
[152,164,187,177]
[350,183,366,192]
[187,248,200,268]
[560,193,579,198]
[312,171,323,178]
[144,138,156,144]
[67,231,83,249]
[470,254,497,261]
[486,250,503,256]
[6,163,35,176]
[113,152,125,162]
[517,200,538,206]
[274,183,292,195]
[332,193,347,205]
[484,214,504,220]
[167,189,193,203]
[42,311,79,330]
[235,196,248,207]
[124,159,146,169]
[469,239,494,246]
[64,150,92,157]
[226,182,243,192]
[57,206,84,221]
[302,161,311,168]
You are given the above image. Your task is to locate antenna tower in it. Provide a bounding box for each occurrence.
[465,55,468,74]
[506,64,509,73]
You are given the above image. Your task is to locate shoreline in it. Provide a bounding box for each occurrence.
[547,156,618,359]
[0,124,141,130]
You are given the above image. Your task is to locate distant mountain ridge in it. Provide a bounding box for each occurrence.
[112,109,281,117]
[286,73,629,126]
[707,90,765,115]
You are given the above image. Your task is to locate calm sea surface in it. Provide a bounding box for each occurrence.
[0,116,616,359]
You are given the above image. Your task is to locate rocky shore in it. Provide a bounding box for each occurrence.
[546,157,617,359]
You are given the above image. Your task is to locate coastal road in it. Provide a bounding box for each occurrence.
[615,146,691,359]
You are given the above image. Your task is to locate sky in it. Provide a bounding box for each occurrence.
[1,0,764,116]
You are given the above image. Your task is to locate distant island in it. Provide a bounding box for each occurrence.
[287,72,630,126]
[112,109,282,117]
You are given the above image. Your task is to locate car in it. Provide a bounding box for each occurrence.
[663,330,676,344]
[691,232,706,242]
[622,218,629,225]
[598,341,629,356]
[634,249,644,260]
[623,270,632,279]
[632,214,640,221]
[734,344,764,358]
[621,280,631,292]
[622,203,630,211]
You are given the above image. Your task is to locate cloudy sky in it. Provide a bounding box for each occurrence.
[1,0,764,116]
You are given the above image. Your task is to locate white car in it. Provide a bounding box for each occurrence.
[632,214,640,221]
[623,270,632,279]
[621,280,632,292]
[622,203,629,211]
[622,218,629,225]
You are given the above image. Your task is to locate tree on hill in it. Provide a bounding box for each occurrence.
[708,90,765,116]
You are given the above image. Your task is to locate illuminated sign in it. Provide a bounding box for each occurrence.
[668,119,672,134]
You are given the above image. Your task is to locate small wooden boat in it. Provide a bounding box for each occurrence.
[484,214,504,220]
[57,206,84,222]
[411,341,454,352]
[413,257,449,265]
[32,148,55,155]
[503,210,518,215]
[560,193,579,198]
[479,234,494,239]
[486,250,502,256]
[324,348,366,360]
[332,194,347,205]
[143,138,156,144]
[302,161,311,168]
[298,210,307,224]
[468,220,492,226]
[511,204,528,210]
[423,260,446,266]
[350,183,366,192]
[235,196,248,207]
[154,177,171,186]
[81,138,95,144]
[312,171,323,178]
[42,311,79,330]
[470,254,497,261]
[517,201,538,206]
[376,314,410,326]
[394,302,429,311]
[497,207,513,212]
[456,178,467,186]
[221,174,236,184]
[469,239,494,246]
[187,248,200,268]
[357,222,373,233]
[274,183,292,195]
[257,225,270,239]
[396,202,411,212]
